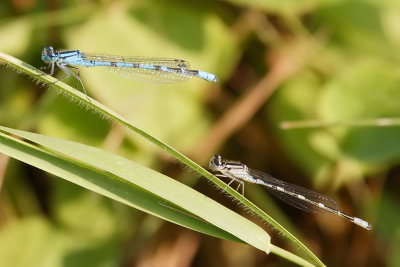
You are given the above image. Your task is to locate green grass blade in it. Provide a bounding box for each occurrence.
[0,126,270,250]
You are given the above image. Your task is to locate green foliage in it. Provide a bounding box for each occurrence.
[1,0,399,266]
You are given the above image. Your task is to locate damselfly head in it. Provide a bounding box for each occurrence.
[41,46,56,63]
[209,155,223,170]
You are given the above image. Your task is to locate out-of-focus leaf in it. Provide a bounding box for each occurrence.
[225,0,316,14]
[376,193,400,240]
[0,217,71,267]
[270,57,400,184]
[314,0,399,59]
[268,70,332,184]
[0,217,119,267]
[0,19,31,55]
[52,181,121,240]
[388,230,400,267]
[319,60,400,164]
[382,1,400,46]
[38,96,110,147]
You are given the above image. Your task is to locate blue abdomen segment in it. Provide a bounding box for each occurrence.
[77,59,218,82]
[196,70,218,82]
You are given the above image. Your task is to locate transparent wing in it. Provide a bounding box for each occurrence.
[249,169,338,213]
[81,52,191,69]
[106,66,192,83]
[81,52,194,83]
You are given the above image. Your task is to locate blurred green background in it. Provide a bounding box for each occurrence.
[1,0,399,266]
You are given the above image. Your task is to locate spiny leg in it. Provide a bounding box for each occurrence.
[215,174,235,191]
[57,63,90,101]
[55,64,71,82]
[224,178,236,192]
[37,63,90,102]
[76,68,81,89]
[215,174,244,194]
[50,62,55,75]
[43,63,71,87]
[226,178,235,186]
[235,182,240,192]
[236,181,244,196]
[67,65,81,90]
